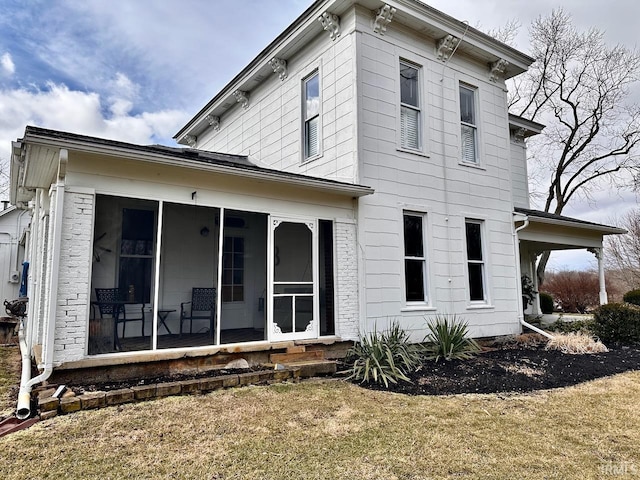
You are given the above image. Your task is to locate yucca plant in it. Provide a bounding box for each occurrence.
[347,321,422,387]
[423,315,480,362]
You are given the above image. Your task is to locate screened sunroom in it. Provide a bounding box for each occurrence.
[88,194,338,355]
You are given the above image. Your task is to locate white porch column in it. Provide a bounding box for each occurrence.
[531,253,541,315]
[589,247,608,305]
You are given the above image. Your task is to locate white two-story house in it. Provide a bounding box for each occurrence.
[9,0,623,411]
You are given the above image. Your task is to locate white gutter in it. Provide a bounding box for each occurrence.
[524,215,625,234]
[512,212,553,340]
[16,149,67,419]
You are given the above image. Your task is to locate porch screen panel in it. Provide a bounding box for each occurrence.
[119,208,155,304]
[157,203,220,350]
[220,210,268,345]
[89,196,158,355]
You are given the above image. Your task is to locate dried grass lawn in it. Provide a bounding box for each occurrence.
[0,366,639,479]
[0,345,20,417]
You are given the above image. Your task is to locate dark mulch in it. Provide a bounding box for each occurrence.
[357,344,640,395]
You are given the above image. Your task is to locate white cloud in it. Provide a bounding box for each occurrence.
[0,82,189,163]
[107,72,139,116]
[1,53,15,76]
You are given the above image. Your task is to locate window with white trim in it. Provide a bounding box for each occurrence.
[465,220,485,302]
[459,84,478,163]
[222,235,244,302]
[303,71,320,159]
[400,61,421,150]
[403,212,427,302]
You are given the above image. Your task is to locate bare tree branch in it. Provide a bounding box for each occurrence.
[508,9,640,284]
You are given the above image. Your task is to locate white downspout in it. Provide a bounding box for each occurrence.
[513,213,553,340]
[16,149,67,419]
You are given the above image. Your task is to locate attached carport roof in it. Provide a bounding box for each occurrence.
[514,207,626,251]
[10,126,374,205]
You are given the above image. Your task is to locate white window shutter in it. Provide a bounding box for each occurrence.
[401,106,419,149]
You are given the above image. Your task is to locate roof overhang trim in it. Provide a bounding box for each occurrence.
[514,210,626,235]
[175,0,535,143]
[15,129,374,198]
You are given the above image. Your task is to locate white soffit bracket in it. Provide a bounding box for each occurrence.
[490,58,509,82]
[436,34,459,62]
[58,148,68,180]
[268,57,288,81]
[513,127,527,144]
[182,134,197,147]
[233,90,250,109]
[373,4,396,35]
[205,114,220,131]
[318,11,340,40]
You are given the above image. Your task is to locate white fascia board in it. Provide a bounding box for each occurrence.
[522,215,626,235]
[22,132,374,198]
[508,114,546,136]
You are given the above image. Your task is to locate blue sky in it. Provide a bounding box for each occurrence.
[0,0,638,270]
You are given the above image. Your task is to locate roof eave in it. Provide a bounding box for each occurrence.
[20,129,374,198]
[174,0,329,141]
[175,0,535,143]
[508,114,545,137]
[515,212,626,235]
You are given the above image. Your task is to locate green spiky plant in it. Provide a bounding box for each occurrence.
[423,315,480,362]
[347,321,422,387]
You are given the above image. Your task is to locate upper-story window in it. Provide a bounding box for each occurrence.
[403,212,428,303]
[400,61,421,150]
[465,219,486,302]
[303,71,320,160]
[459,84,478,164]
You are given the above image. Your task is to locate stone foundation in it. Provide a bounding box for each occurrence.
[36,366,304,420]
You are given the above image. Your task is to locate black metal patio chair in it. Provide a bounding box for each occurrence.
[180,287,216,338]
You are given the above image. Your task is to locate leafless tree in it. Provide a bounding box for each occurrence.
[541,270,618,313]
[508,9,640,285]
[605,209,640,290]
[0,157,9,201]
[485,19,521,47]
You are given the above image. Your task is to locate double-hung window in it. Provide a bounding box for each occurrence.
[403,212,427,303]
[459,84,478,163]
[400,61,421,150]
[303,71,320,159]
[465,220,486,302]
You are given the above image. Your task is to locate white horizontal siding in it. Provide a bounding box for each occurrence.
[198,9,358,184]
[511,139,530,208]
[355,8,520,339]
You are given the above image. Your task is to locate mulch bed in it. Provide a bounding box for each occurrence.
[356,344,640,395]
[8,342,640,403]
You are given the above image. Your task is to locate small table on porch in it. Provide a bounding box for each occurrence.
[157,309,176,335]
